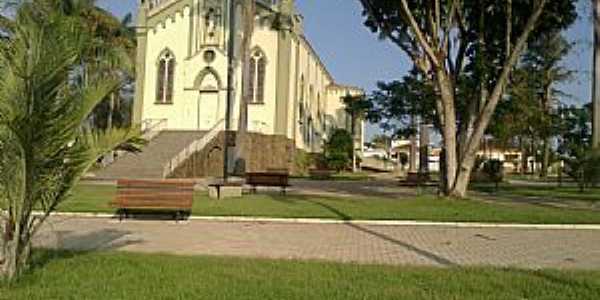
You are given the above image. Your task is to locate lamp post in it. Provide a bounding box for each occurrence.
[223,0,237,182]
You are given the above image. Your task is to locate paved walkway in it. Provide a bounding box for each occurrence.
[35,216,600,270]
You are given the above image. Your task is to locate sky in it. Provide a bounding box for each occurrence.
[97,0,593,140]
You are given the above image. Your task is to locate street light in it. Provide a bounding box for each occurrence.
[223,0,237,183]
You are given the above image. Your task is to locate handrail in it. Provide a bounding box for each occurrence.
[142,118,168,141]
[162,119,225,178]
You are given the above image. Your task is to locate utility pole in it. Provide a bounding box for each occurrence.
[593,0,600,147]
[223,0,237,182]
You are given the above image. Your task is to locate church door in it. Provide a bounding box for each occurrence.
[198,91,219,130]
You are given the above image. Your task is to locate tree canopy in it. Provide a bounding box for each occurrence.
[0,0,140,280]
[359,0,577,197]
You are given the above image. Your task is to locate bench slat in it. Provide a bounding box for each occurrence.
[246,172,290,188]
[113,180,194,213]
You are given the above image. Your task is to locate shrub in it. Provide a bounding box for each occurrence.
[293,150,312,176]
[564,148,600,192]
[324,129,353,172]
[482,159,504,191]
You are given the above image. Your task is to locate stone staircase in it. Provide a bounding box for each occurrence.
[92,131,207,179]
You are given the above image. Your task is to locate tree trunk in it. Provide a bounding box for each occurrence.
[2,241,18,280]
[541,140,550,178]
[107,93,115,130]
[449,1,547,198]
[351,114,357,173]
[520,137,527,175]
[540,80,552,178]
[593,0,600,148]
[419,123,430,174]
[436,70,458,194]
[409,114,418,173]
[1,216,22,281]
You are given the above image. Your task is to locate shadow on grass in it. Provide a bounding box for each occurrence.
[471,183,600,211]
[4,228,144,285]
[512,268,600,293]
[290,179,420,199]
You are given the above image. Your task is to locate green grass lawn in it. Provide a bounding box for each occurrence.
[1,250,599,300]
[473,184,600,203]
[59,184,600,224]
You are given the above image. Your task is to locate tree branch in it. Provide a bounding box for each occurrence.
[464,0,548,161]
[399,0,441,68]
[441,0,460,54]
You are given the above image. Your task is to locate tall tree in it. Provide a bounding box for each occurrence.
[0,0,139,280]
[78,5,135,130]
[524,31,572,177]
[359,0,576,197]
[593,0,600,147]
[558,104,600,190]
[488,68,542,174]
[343,94,370,172]
[365,70,437,173]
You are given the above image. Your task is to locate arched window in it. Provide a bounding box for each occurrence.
[156,50,175,104]
[299,75,305,102]
[249,48,266,103]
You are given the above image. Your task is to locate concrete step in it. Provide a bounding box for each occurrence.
[92,131,207,179]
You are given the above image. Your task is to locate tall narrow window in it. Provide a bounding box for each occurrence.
[248,56,255,101]
[156,50,175,104]
[249,48,266,103]
[299,75,306,141]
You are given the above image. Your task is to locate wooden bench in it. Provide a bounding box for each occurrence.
[110,179,194,221]
[246,171,290,194]
[399,172,438,187]
[309,169,335,180]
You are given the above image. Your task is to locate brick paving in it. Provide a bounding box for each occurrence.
[34,216,600,270]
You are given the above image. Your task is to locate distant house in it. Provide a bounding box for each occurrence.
[476,147,523,173]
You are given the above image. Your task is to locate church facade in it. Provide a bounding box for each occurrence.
[134,0,363,154]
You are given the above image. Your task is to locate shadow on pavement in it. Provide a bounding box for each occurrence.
[303,197,457,267]
[52,228,142,252]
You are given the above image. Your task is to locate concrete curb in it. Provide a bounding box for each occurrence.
[43,212,600,230]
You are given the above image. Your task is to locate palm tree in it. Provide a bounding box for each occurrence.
[0,1,139,280]
[78,4,136,130]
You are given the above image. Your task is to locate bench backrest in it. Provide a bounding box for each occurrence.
[246,172,289,186]
[115,179,194,210]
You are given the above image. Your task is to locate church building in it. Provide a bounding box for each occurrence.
[99,0,364,178]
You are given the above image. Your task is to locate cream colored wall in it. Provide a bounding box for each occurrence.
[143,5,195,130]
[142,2,232,131]
[139,0,364,154]
[291,37,335,152]
[246,20,279,135]
[325,86,363,131]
